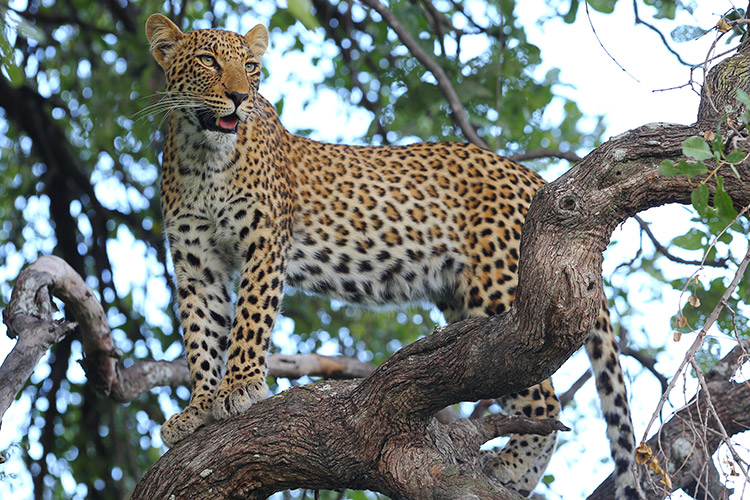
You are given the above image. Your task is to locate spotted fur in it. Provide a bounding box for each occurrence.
[145,14,637,497]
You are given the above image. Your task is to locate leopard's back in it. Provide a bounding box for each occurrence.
[286,138,545,320]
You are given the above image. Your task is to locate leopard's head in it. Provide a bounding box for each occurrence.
[146,14,268,144]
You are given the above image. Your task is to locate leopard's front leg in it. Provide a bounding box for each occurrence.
[160,216,234,447]
[212,231,285,420]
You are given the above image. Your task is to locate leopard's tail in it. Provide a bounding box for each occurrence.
[585,300,638,499]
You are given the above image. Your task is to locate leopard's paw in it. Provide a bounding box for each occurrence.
[212,378,269,420]
[160,405,215,448]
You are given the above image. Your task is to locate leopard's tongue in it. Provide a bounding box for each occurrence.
[217,114,238,130]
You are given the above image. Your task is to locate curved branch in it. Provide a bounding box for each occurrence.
[1,256,113,423]
[634,215,729,268]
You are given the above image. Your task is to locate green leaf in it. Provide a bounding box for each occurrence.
[725,151,745,163]
[691,184,709,215]
[682,136,713,161]
[659,159,707,178]
[672,228,706,250]
[714,175,738,223]
[587,0,616,14]
[670,25,707,43]
[737,88,750,107]
[658,159,679,177]
[562,0,580,23]
[0,28,24,87]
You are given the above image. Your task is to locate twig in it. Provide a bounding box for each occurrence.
[583,0,640,82]
[619,346,669,395]
[508,148,582,163]
[558,370,592,408]
[631,0,691,66]
[634,215,729,268]
[641,241,750,444]
[358,0,490,149]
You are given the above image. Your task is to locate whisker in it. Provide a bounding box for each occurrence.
[130,91,207,121]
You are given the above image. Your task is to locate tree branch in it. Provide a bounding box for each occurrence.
[588,341,750,499]
[558,370,593,408]
[508,149,582,163]
[0,256,377,423]
[1,256,113,424]
[633,215,729,268]
[358,0,491,149]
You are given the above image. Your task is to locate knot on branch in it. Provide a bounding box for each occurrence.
[556,193,579,213]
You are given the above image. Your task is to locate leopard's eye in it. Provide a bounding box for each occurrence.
[198,55,218,68]
[245,62,258,73]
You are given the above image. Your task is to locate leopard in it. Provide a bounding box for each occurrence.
[145,13,637,498]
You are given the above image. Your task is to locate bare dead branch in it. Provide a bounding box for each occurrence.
[1,255,115,424]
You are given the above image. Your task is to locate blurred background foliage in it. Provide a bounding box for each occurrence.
[0,0,747,499]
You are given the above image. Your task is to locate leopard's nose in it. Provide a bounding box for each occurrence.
[226,91,249,107]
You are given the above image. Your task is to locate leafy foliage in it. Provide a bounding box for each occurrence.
[658,93,749,343]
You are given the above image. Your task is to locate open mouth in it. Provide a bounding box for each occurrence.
[196,109,239,134]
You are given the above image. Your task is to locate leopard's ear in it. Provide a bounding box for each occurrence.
[244,24,268,59]
[146,14,185,69]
